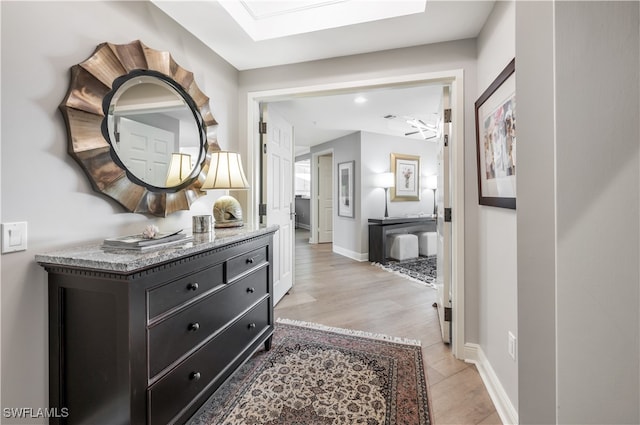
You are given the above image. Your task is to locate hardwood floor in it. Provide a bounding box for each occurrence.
[274,229,502,425]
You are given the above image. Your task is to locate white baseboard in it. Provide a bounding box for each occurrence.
[295,223,311,230]
[464,343,519,425]
[332,245,368,262]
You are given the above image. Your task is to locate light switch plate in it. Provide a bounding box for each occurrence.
[2,222,28,253]
[508,331,517,361]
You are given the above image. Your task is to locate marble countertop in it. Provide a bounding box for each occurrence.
[35,225,278,274]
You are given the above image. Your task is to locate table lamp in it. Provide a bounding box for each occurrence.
[201,151,250,228]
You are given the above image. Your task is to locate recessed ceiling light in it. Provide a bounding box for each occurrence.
[354,96,367,104]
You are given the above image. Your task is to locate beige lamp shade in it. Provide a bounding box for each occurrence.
[165,153,192,187]
[201,151,250,189]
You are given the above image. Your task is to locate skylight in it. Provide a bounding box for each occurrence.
[218,0,428,41]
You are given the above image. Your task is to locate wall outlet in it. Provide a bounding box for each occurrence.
[508,331,517,361]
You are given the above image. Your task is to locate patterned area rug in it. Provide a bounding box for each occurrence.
[188,319,431,425]
[376,256,437,287]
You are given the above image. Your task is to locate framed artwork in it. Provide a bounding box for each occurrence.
[475,58,516,209]
[337,161,355,218]
[391,153,420,201]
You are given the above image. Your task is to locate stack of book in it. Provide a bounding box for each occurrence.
[102,230,191,251]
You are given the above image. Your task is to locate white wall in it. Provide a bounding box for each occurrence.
[517,2,640,424]
[360,132,435,253]
[0,2,239,420]
[475,0,518,417]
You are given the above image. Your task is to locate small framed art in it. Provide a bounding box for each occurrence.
[337,161,355,218]
[391,153,420,201]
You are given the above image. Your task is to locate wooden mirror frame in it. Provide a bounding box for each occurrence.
[60,40,221,217]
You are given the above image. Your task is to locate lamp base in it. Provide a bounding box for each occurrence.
[384,187,389,218]
[213,195,244,229]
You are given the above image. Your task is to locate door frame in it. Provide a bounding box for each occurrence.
[244,69,466,358]
[310,148,334,244]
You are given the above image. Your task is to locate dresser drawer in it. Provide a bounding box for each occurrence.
[148,299,270,425]
[227,246,267,281]
[148,263,223,319]
[148,265,269,378]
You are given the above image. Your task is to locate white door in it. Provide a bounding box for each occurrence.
[261,104,294,305]
[118,117,174,187]
[317,154,333,243]
[436,86,453,343]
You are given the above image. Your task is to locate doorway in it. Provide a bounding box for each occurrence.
[316,152,333,244]
[245,69,465,358]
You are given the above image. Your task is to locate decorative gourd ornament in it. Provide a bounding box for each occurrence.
[213,195,244,228]
[201,151,250,228]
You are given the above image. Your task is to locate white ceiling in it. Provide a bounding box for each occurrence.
[151,0,495,154]
[152,0,494,71]
[269,84,445,149]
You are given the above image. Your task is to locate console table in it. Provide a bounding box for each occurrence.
[36,225,277,425]
[368,217,436,263]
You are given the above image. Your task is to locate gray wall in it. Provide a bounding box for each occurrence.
[0,2,240,421]
[517,2,640,424]
[475,0,519,413]
[295,198,311,229]
[516,2,557,423]
[310,132,362,256]
[554,2,639,423]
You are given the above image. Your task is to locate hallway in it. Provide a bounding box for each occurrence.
[274,230,501,424]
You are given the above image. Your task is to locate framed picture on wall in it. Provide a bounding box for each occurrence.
[475,58,516,209]
[337,161,355,218]
[391,153,420,201]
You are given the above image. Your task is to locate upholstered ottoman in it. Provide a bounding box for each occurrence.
[414,231,437,256]
[387,233,419,261]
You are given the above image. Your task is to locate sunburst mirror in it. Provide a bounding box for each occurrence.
[59,40,221,216]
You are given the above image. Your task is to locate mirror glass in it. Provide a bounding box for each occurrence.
[106,75,203,189]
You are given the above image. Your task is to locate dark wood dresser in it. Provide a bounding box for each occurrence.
[36,226,277,425]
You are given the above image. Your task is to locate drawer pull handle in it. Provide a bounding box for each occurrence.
[190,372,201,381]
[247,287,255,294]
[188,322,200,332]
[246,258,255,264]
[248,323,256,330]
[187,282,199,291]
